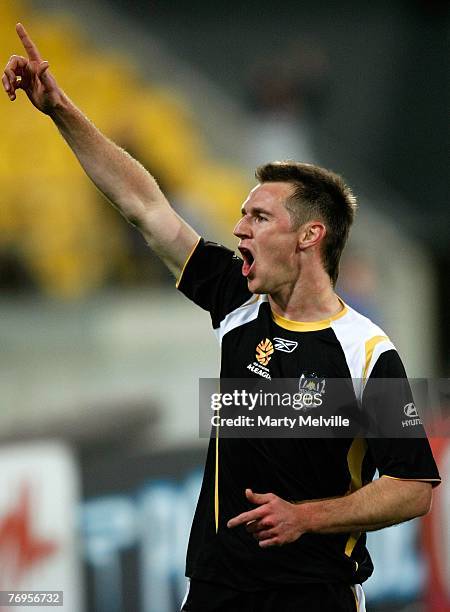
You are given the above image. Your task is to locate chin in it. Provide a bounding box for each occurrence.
[247,278,267,295]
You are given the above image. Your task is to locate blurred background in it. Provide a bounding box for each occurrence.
[0,0,448,610]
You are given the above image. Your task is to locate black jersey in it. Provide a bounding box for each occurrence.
[177,238,440,591]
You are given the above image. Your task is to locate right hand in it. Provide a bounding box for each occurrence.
[2,23,60,114]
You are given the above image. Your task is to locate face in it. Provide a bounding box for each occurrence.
[233,182,301,295]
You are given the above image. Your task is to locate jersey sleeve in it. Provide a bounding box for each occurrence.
[362,350,441,486]
[176,238,252,330]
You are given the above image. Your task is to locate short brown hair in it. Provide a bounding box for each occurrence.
[255,160,357,286]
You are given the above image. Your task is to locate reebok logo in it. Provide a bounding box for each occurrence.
[273,338,298,353]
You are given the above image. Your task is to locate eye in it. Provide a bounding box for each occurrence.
[255,214,268,223]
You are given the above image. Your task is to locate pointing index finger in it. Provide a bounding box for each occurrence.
[227,507,265,528]
[16,23,41,61]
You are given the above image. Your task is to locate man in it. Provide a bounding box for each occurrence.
[3,24,440,612]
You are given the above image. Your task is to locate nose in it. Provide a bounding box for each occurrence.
[233,216,251,239]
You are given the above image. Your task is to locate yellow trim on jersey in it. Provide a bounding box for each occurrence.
[175,236,202,288]
[345,533,360,558]
[272,298,348,332]
[363,335,388,381]
[347,438,366,491]
[345,438,368,557]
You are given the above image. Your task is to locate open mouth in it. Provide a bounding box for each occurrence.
[238,247,255,278]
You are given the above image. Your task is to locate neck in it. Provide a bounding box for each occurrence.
[268,266,342,322]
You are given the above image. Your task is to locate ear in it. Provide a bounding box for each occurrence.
[298,221,326,251]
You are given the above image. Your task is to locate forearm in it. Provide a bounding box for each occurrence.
[49,91,165,224]
[3,23,201,277]
[303,477,432,534]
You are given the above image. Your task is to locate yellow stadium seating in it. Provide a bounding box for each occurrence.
[0,0,249,297]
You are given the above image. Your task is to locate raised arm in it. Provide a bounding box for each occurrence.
[1,23,199,279]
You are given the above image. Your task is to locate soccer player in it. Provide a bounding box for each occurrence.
[3,24,441,612]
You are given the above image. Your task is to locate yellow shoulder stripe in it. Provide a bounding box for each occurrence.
[363,335,388,382]
[175,236,202,288]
